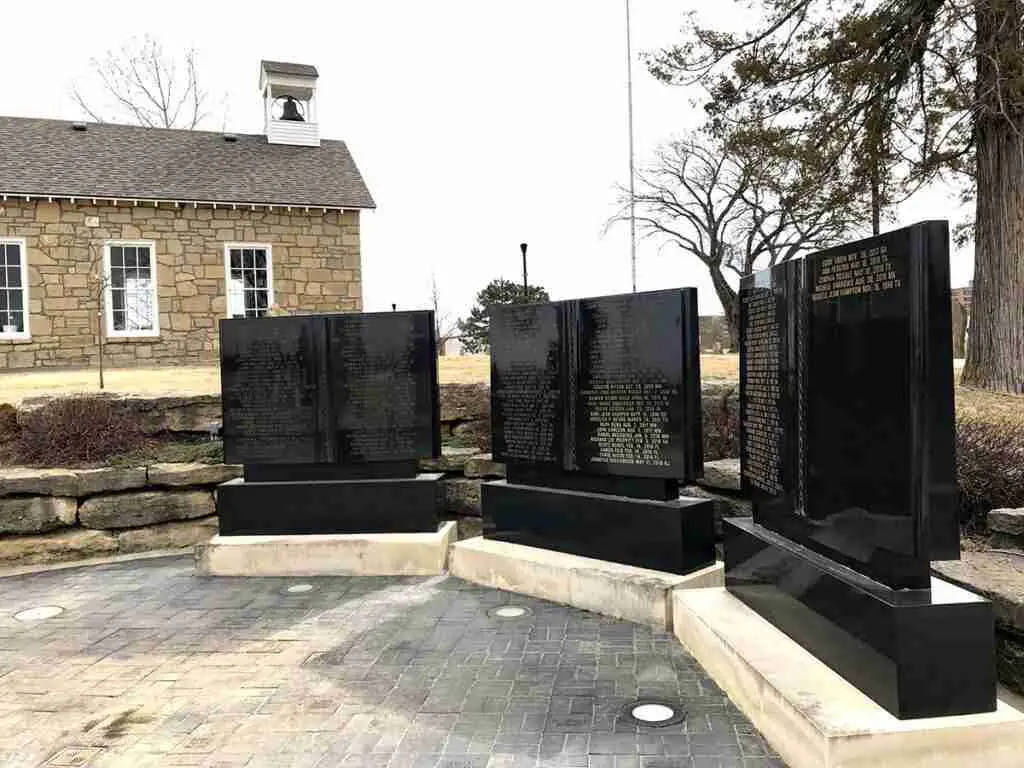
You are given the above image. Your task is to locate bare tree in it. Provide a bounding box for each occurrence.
[616,134,867,348]
[71,36,208,129]
[430,275,461,355]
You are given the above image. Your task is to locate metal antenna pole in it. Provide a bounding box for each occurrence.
[625,0,637,293]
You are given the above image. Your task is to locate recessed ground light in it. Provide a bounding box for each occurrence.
[621,699,687,727]
[15,605,64,622]
[286,583,314,594]
[487,604,532,620]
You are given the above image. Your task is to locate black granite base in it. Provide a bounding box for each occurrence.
[217,473,441,535]
[724,517,996,719]
[482,481,716,574]
[505,464,679,501]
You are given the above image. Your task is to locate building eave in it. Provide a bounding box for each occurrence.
[0,191,376,214]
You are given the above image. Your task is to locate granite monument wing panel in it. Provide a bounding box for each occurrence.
[329,311,440,463]
[739,221,958,589]
[221,316,331,465]
[576,289,691,479]
[490,302,564,468]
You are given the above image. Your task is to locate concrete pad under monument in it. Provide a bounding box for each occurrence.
[196,521,456,577]
[673,587,1024,768]
[450,535,723,630]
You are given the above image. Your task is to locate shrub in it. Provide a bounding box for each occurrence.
[957,416,1024,528]
[702,392,740,461]
[13,396,148,467]
[0,403,18,442]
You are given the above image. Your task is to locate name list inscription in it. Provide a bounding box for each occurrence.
[581,300,673,467]
[812,246,901,302]
[227,330,318,459]
[494,308,559,464]
[334,318,419,459]
[742,288,783,495]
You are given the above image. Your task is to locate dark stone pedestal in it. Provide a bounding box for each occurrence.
[725,517,997,719]
[217,473,442,535]
[482,480,716,574]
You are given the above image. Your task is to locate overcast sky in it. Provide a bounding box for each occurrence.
[4,1,973,323]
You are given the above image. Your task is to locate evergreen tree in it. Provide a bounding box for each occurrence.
[458,279,550,354]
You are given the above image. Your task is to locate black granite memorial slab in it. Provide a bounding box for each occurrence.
[738,221,958,590]
[484,480,716,574]
[221,311,441,470]
[217,310,441,535]
[483,288,712,574]
[730,221,995,719]
[725,518,995,719]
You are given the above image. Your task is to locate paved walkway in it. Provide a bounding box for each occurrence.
[0,556,782,768]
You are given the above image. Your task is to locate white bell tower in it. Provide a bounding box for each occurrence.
[260,60,320,147]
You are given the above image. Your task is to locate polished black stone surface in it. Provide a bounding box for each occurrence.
[505,463,679,501]
[490,288,702,490]
[738,221,958,590]
[244,461,420,482]
[725,518,996,719]
[220,311,441,471]
[217,474,441,535]
[483,480,716,574]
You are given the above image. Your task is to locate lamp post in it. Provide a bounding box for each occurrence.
[520,242,528,297]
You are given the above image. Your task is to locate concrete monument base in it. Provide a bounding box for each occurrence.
[450,535,722,630]
[195,521,456,577]
[673,586,1024,768]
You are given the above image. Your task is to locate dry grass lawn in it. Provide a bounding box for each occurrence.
[1,354,1019,422]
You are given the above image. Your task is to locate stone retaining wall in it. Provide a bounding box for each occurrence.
[0,463,240,565]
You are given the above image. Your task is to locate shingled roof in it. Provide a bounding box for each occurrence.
[261,61,319,78]
[0,116,374,209]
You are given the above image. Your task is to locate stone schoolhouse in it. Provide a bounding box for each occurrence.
[0,61,374,370]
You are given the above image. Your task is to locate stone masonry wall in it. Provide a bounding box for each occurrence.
[0,200,361,369]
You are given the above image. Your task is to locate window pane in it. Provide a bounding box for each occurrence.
[124,248,137,268]
[111,288,125,313]
[9,290,22,311]
[110,267,125,289]
[256,291,269,311]
[3,244,18,266]
[228,278,246,318]
[243,249,254,269]
[112,309,126,331]
[138,248,151,269]
[6,266,19,287]
[230,250,241,270]
[244,290,256,314]
[109,247,123,268]
[255,271,267,289]
[243,271,255,289]
[0,269,6,289]
[254,250,267,269]
[0,291,8,313]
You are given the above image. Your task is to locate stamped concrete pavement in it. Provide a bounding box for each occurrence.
[0,556,783,767]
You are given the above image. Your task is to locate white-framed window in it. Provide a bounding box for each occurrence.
[0,237,29,340]
[104,241,159,337]
[224,244,274,318]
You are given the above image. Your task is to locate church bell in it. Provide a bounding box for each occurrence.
[280,96,305,122]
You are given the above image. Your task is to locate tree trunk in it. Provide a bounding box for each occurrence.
[709,267,739,352]
[962,0,1024,394]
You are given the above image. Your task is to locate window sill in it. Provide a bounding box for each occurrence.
[0,336,31,344]
[104,334,161,343]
